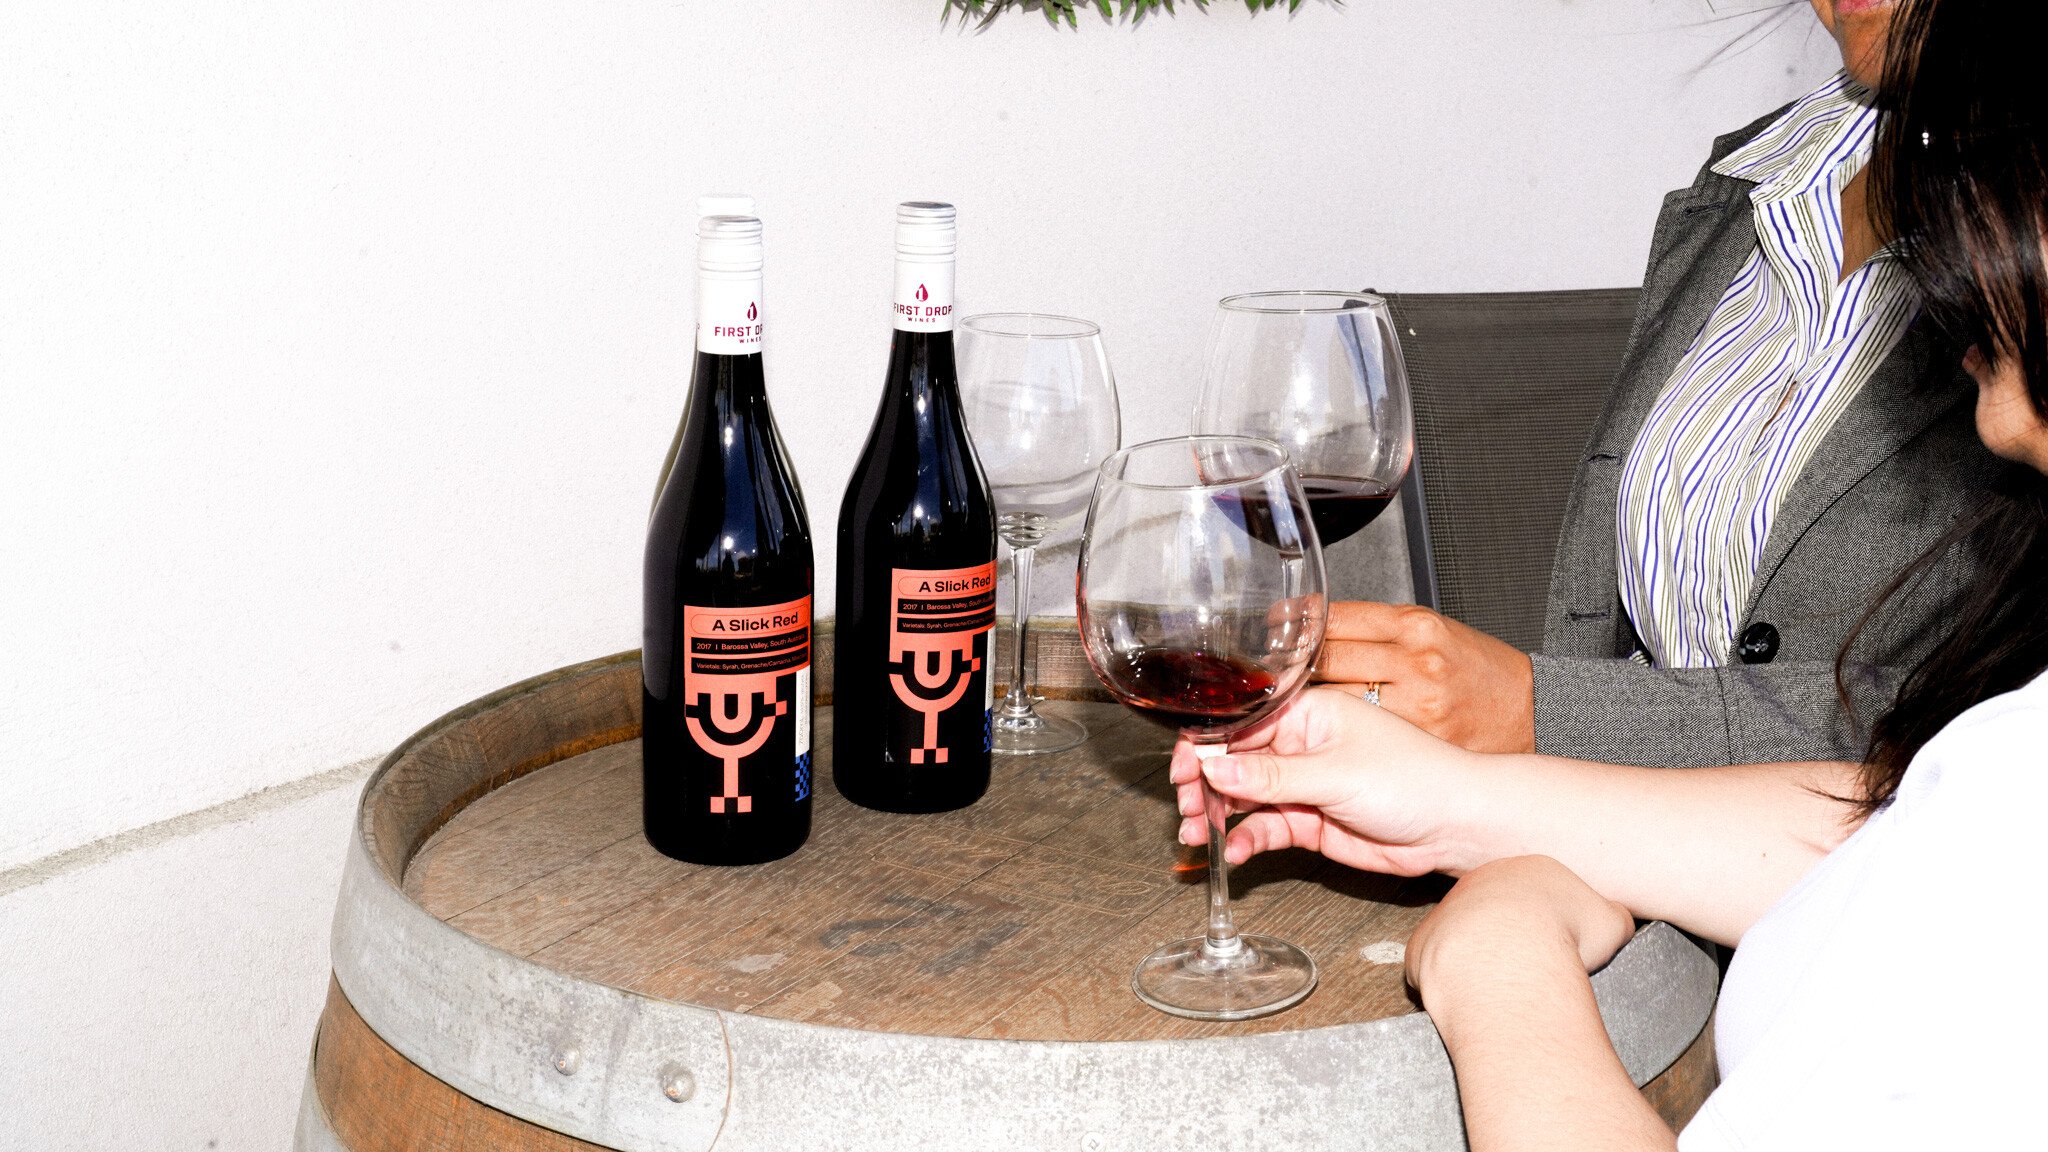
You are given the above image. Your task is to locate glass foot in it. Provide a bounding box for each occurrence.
[1131,933,1318,1021]
[991,706,1087,756]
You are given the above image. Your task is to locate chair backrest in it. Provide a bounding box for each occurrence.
[1384,289,1641,652]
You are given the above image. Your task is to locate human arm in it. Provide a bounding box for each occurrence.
[1315,615,1906,768]
[1406,856,1677,1152]
[1173,687,1863,946]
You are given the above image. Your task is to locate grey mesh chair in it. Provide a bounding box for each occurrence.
[1381,289,1642,653]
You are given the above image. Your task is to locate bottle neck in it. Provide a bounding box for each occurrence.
[697,268,763,356]
[690,265,768,425]
[687,353,771,462]
[891,255,955,334]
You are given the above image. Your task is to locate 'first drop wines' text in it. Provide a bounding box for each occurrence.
[834,202,998,813]
[643,213,815,865]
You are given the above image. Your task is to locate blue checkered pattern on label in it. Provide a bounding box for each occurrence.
[794,752,812,802]
[982,709,993,753]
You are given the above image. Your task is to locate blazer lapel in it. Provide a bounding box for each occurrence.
[1746,320,1968,607]
[1547,172,1765,657]
[1593,177,1760,457]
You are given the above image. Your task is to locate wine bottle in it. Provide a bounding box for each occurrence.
[643,213,814,865]
[653,195,758,511]
[834,202,998,813]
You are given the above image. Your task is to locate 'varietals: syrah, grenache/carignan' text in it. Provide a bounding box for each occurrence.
[834,202,998,813]
[643,213,815,865]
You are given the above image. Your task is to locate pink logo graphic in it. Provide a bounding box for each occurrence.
[889,645,975,764]
[683,600,810,813]
[746,301,757,321]
[887,565,995,764]
[686,686,783,813]
[915,284,929,303]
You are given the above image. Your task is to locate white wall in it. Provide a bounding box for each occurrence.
[0,780,360,1151]
[1,1,1836,1147]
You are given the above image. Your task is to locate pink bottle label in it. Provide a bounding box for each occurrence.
[682,596,812,813]
[886,563,996,764]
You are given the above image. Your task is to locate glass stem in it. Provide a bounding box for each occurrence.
[1002,543,1037,718]
[1191,741,1243,957]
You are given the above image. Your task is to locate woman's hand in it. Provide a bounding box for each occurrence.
[1314,601,1537,754]
[1170,686,1488,877]
[1174,686,1861,948]
[1404,856,1636,1004]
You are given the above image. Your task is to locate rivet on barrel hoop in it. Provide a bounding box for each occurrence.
[660,1064,696,1102]
[552,1047,581,1076]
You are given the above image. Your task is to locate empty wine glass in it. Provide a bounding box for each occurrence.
[1194,291,1414,548]
[1076,435,1327,1020]
[960,313,1122,756]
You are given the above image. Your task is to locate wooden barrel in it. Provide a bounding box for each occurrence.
[297,641,1717,1151]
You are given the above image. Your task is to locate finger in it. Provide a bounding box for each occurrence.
[1326,600,1413,643]
[1201,747,1361,809]
[1320,682,1384,710]
[1222,808,1321,864]
[1226,714,1285,754]
[1177,778,1262,820]
[1312,639,1416,685]
[1226,687,1356,757]
[1179,774,1253,819]
[1177,778,1238,817]
[1176,804,1265,847]
[1171,732,1273,786]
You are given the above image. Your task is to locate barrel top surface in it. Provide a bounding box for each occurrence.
[402,699,1447,1042]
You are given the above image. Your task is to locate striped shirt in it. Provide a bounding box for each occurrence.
[1616,74,1919,669]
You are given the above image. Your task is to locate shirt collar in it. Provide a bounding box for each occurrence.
[1712,71,1881,197]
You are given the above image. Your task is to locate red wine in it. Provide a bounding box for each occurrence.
[1092,647,1278,733]
[834,203,998,813]
[1209,486,1314,554]
[643,214,814,866]
[1300,474,1400,546]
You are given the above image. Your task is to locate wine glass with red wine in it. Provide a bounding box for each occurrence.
[1076,435,1328,1020]
[1194,291,1413,549]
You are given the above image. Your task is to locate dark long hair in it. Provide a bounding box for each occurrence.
[1847,0,2048,810]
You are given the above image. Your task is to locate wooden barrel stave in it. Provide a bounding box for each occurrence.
[307,652,1719,1151]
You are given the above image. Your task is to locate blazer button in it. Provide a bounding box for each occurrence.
[1737,622,1780,665]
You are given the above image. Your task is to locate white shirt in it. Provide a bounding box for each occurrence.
[1617,73,1919,668]
[1678,672,2048,1150]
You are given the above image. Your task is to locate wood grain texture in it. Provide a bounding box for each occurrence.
[349,642,1709,1137]
[407,700,1446,1041]
[991,616,1110,702]
[314,979,605,1152]
[360,652,642,881]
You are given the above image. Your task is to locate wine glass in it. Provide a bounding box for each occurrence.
[960,313,1122,756]
[1076,435,1328,1020]
[1194,291,1414,548]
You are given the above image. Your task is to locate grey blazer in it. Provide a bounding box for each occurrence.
[1531,107,2010,768]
